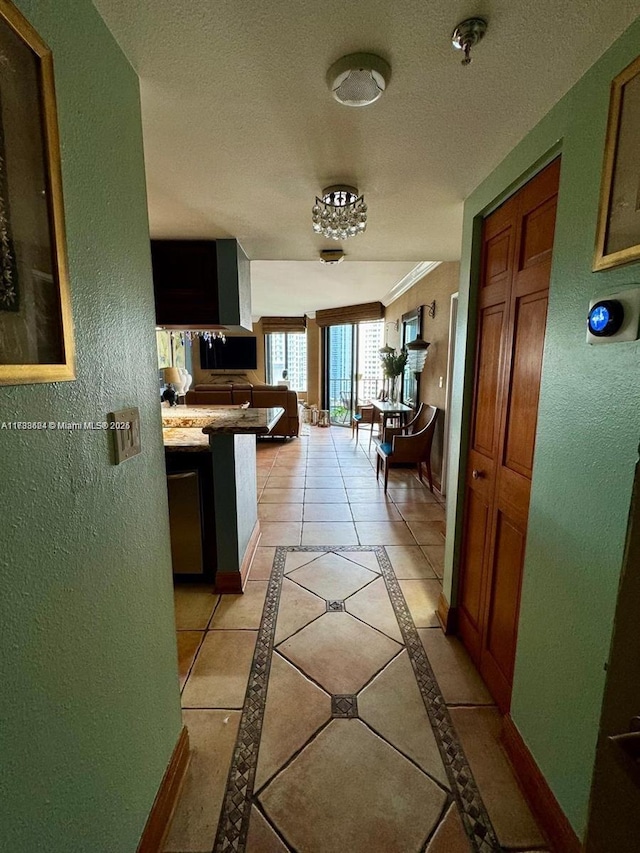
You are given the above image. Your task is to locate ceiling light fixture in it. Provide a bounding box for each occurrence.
[451,17,487,65]
[312,185,367,241]
[327,53,391,107]
[319,249,346,264]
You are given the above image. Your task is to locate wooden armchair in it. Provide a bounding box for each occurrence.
[375,404,439,493]
[381,402,427,444]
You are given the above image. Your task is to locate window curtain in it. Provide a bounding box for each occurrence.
[314,301,384,327]
[261,316,306,334]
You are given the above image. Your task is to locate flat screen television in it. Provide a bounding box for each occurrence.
[199,336,257,370]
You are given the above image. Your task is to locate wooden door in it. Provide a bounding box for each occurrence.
[458,158,560,712]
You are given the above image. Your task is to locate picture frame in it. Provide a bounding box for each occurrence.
[0,0,74,385]
[594,54,640,272]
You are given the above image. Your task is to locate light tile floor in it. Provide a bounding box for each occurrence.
[169,427,549,853]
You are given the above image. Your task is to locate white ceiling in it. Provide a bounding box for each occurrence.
[94,0,640,311]
[250,260,420,318]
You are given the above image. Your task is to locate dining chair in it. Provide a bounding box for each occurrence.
[375,404,439,493]
[351,404,380,446]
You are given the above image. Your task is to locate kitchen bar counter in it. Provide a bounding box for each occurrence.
[163,427,210,450]
[161,405,284,434]
[161,404,286,593]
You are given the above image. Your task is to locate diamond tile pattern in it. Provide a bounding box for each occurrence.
[345,576,403,642]
[274,577,325,645]
[172,425,532,853]
[288,552,377,600]
[255,653,331,790]
[359,650,449,787]
[259,720,447,853]
[277,611,401,694]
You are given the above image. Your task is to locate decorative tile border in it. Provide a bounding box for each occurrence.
[214,546,501,853]
[213,547,287,853]
[373,545,501,853]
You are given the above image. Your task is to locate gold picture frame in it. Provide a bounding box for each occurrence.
[0,0,74,385]
[594,54,640,271]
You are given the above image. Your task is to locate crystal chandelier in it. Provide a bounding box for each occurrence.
[312,185,367,240]
[165,330,227,348]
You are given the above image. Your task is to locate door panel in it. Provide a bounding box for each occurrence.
[519,197,557,270]
[484,228,512,284]
[484,511,526,687]
[458,487,491,657]
[472,306,505,458]
[458,157,560,712]
[503,292,549,477]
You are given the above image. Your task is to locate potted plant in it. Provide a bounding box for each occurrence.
[379,348,408,403]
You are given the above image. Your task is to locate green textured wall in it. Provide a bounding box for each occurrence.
[444,19,640,838]
[0,2,182,851]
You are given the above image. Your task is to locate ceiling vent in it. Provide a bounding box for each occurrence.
[327,53,391,107]
[320,249,345,265]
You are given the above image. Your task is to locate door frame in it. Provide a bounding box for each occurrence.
[585,457,640,851]
[440,292,458,498]
[444,142,563,621]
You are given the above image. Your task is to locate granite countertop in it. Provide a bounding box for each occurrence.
[163,427,210,451]
[161,405,285,435]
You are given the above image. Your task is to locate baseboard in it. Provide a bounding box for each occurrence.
[436,591,457,634]
[215,521,261,594]
[501,715,581,853]
[137,726,190,853]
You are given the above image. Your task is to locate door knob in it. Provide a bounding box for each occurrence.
[472,469,484,480]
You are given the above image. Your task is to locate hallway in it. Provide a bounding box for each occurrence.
[168,427,547,853]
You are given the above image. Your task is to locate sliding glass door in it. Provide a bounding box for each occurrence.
[324,321,384,425]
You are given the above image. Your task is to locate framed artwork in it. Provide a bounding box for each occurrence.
[401,305,422,408]
[0,0,74,385]
[594,54,640,271]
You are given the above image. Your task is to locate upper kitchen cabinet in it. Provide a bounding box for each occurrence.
[151,238,252,331]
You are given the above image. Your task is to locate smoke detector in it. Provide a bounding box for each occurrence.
[327,53,391,106]
[320,249,345,265]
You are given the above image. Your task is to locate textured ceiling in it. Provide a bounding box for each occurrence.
[93,0,640,313]
[250,260,418,318]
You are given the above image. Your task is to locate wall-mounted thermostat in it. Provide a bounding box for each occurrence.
[586,288,640,344]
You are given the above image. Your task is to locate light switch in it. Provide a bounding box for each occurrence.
[109,407,141,464]
[439,376,444,388]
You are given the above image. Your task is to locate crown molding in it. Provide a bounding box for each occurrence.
[382,261,441,307]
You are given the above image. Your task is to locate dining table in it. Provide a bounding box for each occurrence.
[370,399,415,442]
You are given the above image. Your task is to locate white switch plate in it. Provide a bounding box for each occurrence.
[587,287,640,344]
[109,407,141,463]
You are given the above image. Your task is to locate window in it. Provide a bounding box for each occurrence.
[266,332,307,391]
[324,320,384,424]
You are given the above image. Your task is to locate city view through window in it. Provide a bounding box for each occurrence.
[266,332,307,391]
[327,320,385,424]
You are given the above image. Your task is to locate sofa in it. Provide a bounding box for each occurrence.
[185,383,299,438]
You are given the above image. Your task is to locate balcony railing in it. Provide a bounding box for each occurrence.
[328,377,384,424]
